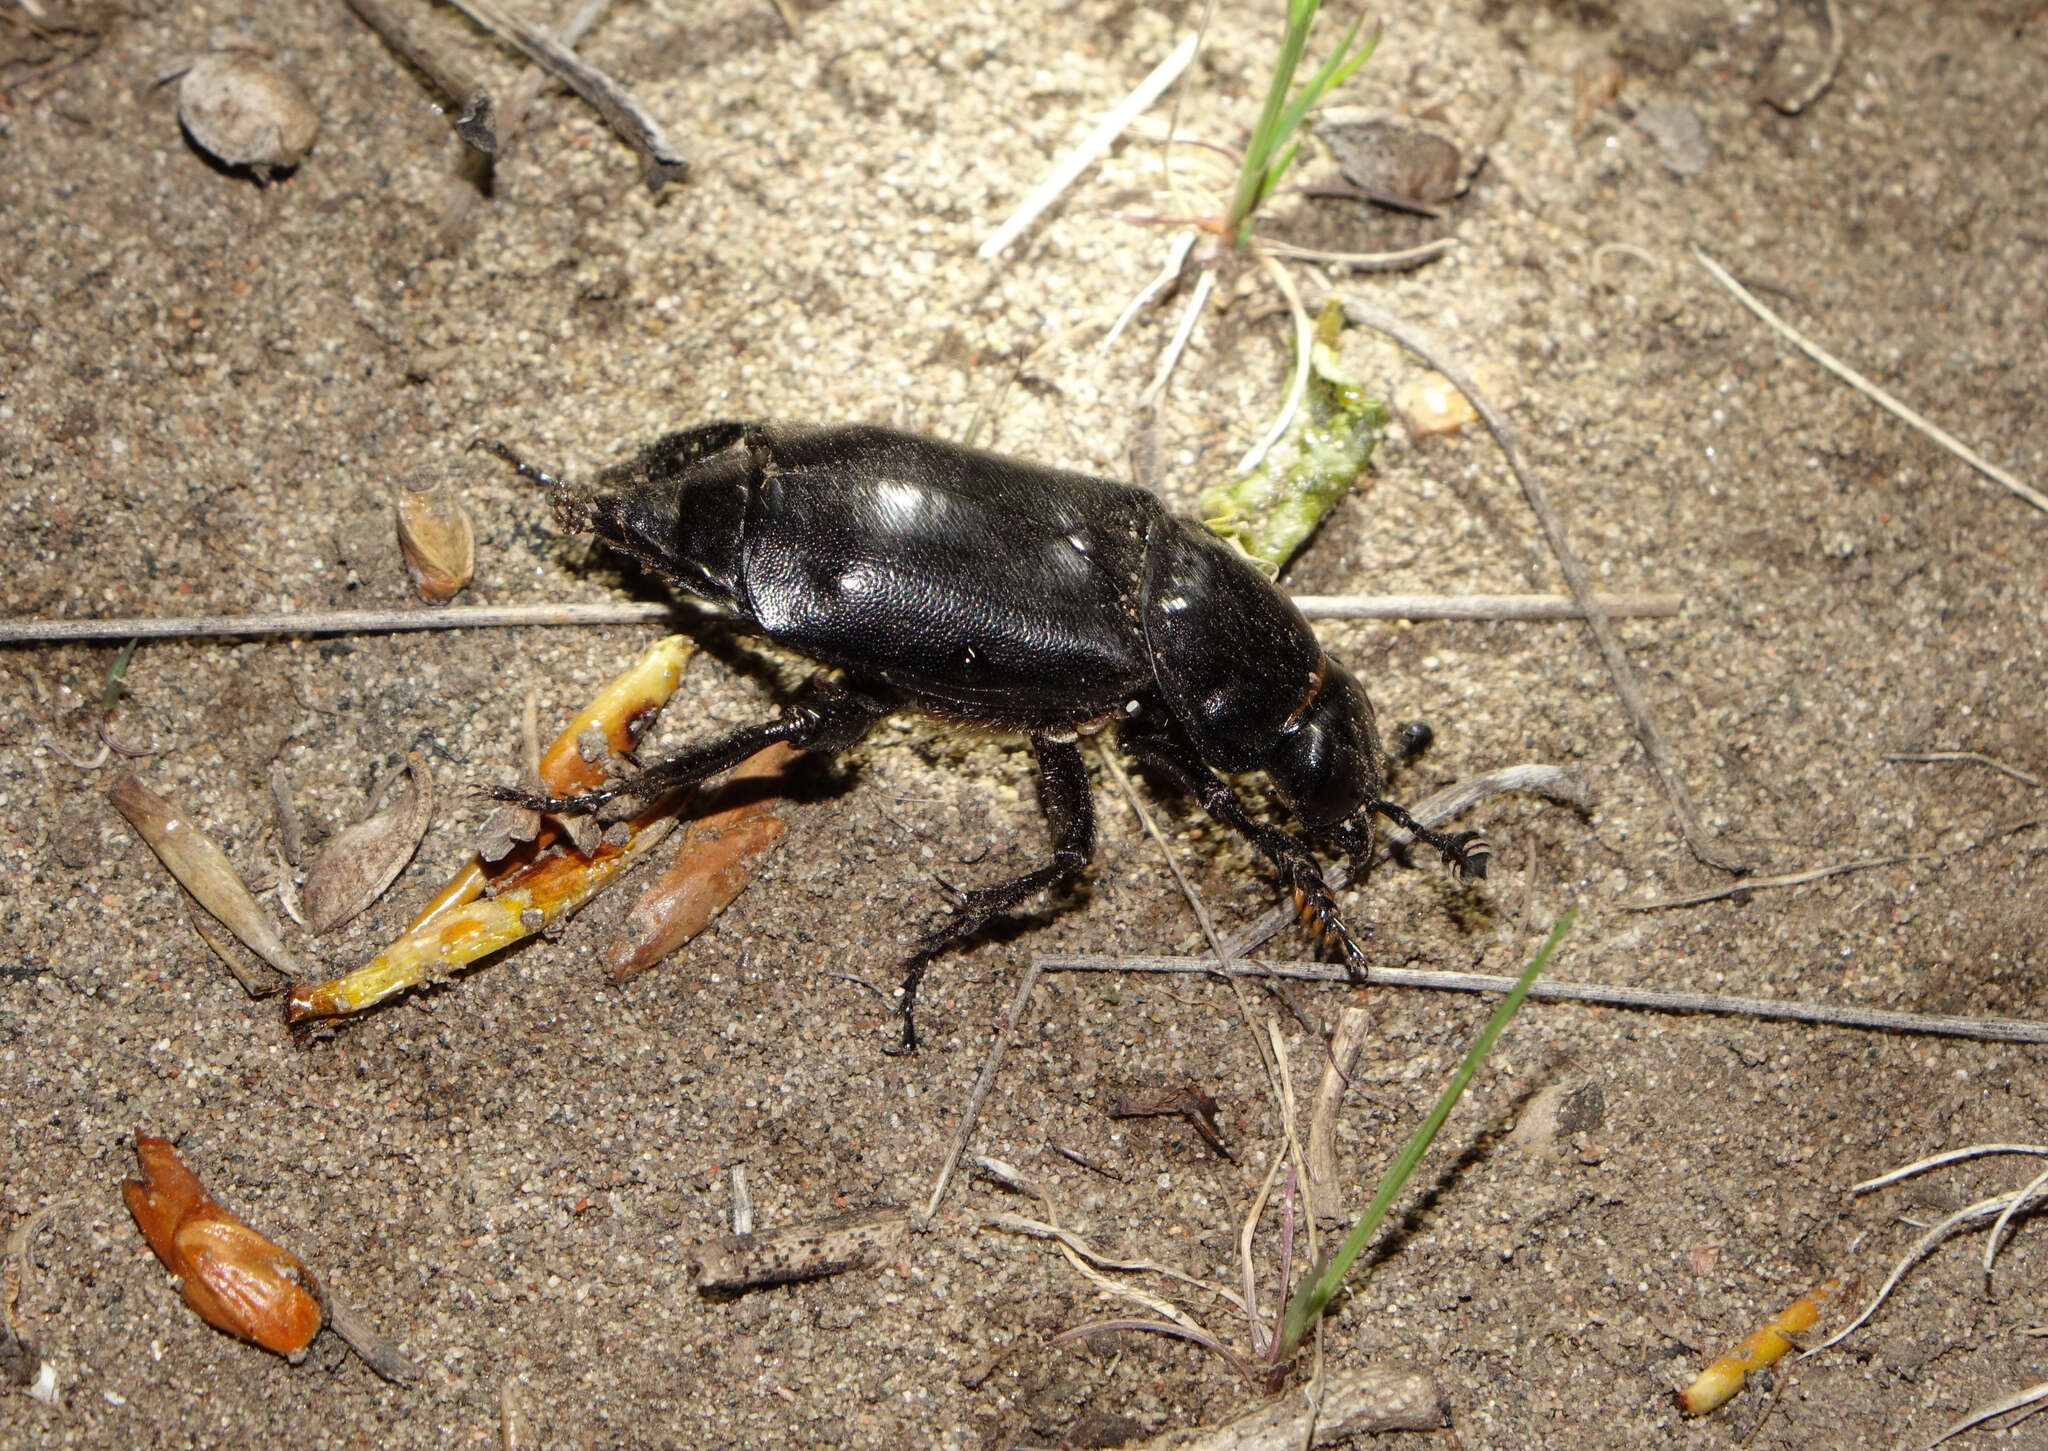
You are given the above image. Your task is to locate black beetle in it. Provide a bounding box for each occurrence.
[480,423,1486,1049]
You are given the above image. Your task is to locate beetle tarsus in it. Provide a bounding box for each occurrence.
[1369,800,1491,880]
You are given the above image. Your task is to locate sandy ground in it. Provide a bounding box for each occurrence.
[4,0,2047,1447]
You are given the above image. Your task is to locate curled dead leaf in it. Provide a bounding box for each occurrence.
[301,752,434,935]
[122,1132,322,1357]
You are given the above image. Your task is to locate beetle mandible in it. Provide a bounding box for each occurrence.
[480,422,1487,1050]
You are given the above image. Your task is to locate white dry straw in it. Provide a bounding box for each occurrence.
[979,34,1200,260]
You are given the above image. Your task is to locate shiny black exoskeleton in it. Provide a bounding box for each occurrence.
[481,423,1486,1048]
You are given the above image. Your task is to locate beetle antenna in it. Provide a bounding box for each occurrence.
[469,436,561,491]
[470,436,592,533]
[1367,800,1490,881]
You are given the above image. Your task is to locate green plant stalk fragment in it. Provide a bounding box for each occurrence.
[1276,909,1575,1358]
[103,637,140,712]
[1199,302,1387,576]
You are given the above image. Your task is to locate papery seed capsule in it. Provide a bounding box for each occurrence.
[395,479,476,601]
[178,51,320,176]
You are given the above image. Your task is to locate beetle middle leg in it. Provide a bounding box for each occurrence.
[891,734,1094,1054]
[490,674,890,818]
[1120,727,1368,972]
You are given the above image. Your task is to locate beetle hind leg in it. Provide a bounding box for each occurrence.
[891,735,1095,1054]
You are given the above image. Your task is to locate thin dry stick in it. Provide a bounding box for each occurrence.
[1808,1194,2021,1355]
[979,32,1199,260]
[1236,251,1315,474]
[1033,953,2048,1045]
[1917,1380,2048,1451]
[1292,591,1679,620]
[1630,854,1914,910]
[1252,237,1454,271]
[1102,230,1199,350]
[1630,815,2043,911]
[1095,744,1293,1117]
[342,0,498,152]
[443,0,688,191]
[1883,751,2042,789]
[439,0,613,247]
[1305,1005,1371,1191]
[1762,0,1845,116]
[0,593,1679,646]
[1692,247,2048,514]
[1337,290,1747,874]
[1852,1145,2048,1196]
[1142,266,1218,409]
[918,958,1045,1229]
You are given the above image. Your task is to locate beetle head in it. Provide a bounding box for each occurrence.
[1264,655,1387,834]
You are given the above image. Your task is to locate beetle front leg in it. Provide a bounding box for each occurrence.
[1121,729,1368,974]
[488,675,889,819]
[891,734,1095,1054]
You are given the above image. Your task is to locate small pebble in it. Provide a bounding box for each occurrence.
[178,51,320,175]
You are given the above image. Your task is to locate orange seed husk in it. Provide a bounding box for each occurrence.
[286,636,693,1020]
[122,1132,322,1356]
[1677,1276,1841,1415]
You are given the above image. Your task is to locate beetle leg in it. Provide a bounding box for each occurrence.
[1120,730,1369,976]
[488,676,889,818]
[891,735,1095,1054]
[1366,800,1491,880]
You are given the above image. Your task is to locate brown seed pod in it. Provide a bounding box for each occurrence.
[177,51,320,175]
[122,1132,323,1357]
[394,479,476,602]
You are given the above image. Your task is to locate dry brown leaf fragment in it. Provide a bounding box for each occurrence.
[1109,1079,1229,1157]
[301,752,434,934]
[607,741,797,981]
[111,775,308,979]
[394,479,476,601]
[121,1132,322,1357]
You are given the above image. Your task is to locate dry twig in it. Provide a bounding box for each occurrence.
[1692,247,2048,515]
[342,0,498,152]
[918,958,1046,1229]
[1034,953,2048,1045]
[979,33,1198,259]
[438,0,613,247]
[1629,815,2044,910]
[443,0,687,191]
[1883,751,2042,789]
[1336,290,1746,873]
[0,592,1680,645]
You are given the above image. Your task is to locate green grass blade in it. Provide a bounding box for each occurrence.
[1271,17,1374,147]
[1228,13,1315,238]
[1276,910,1575,1355]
